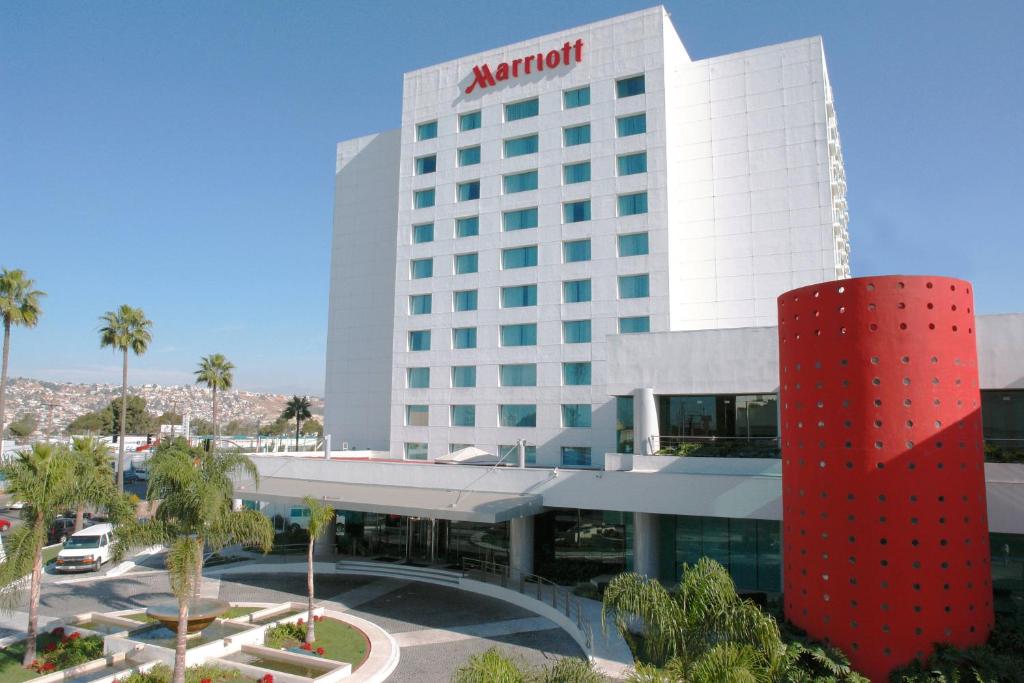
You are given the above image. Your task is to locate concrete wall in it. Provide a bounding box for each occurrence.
[977,313,1024,389]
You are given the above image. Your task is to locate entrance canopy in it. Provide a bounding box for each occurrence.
[251,476,543,523]
[433,446,499,465]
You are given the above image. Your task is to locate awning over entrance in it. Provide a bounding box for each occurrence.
[247,476,543,524]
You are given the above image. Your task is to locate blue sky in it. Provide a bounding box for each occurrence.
[2,1,1021,395]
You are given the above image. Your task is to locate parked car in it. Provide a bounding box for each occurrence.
[48,516,92,544]
[6,500,25,511]
[123,468,140,484]
[0,519,10,532]
[132,465,149,481]
[54,523,115,573]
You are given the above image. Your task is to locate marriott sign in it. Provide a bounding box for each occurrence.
[465,39,584,94]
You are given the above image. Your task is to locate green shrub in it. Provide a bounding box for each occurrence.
[655,440,780,459]
[535,657,604,683]
[451,647,526,683]
[31,629,103,673]
[985,442,1024,464]
[264,621,307,649]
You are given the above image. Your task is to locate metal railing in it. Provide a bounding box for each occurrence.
[461,557,594,652]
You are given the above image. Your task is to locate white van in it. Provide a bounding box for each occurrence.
[55,523,114,573]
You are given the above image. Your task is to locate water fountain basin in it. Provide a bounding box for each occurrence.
[145,599,231,635]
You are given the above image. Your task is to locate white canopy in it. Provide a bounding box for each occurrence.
[434,446,499,465]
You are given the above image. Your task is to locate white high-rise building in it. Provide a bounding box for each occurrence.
[325,6,850,463]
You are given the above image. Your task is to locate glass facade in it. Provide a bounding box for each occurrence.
[409,294,431,315]
[617,113,647,137]
[410,258,433,279]
[416,121,437,141]
[459,110,481,131]
[618,232,649,256]
[451,405,475,427]
[501,323,537,346]
[563,319,591,343]
[563,239,591,263]
[501,284,537,308]
[412,223,434,244]
[453,289,477,311]
[454,253,478,274]
[415,155,436,175]
[505,98,539,121]
[563,200,591,223]
[617,152,647,175]
[616,74,646,98]
[500,404,536,427]
[456,216,479,237]
[563,124,591,146]
[563,86,590,109]
[504,134,538,157]
[502,246,538,269]
[457,180,480,201]
[563,161,591,184]
[413,188,435,208]
[618,274,650,298]
[503,207,538,231]
[500,364,537,386]
[657,394,779,438]
[406,405,428,426]
[618,191,649,216]
[504,170,538,193]
[407,367,429,389]
[619,316,650,333]
[499,444,537,465]
[616,396,634,453]
[452,365,476,388]
[562,362,592,386]
[458,146,481,166]
[405,443,428,460]
[563,279,592,303]
[658,515,781,593]
[982,390,1024,440]
[452,327,477,349]
[408,330,430,351]
[534,509,627,582]
[561,404,592,428]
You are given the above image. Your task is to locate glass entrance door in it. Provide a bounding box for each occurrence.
[407,518,435,564]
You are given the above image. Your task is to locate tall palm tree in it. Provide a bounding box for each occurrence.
[281,396,312,451]
[301,496,335,643]
[99,305,152,491]
[0,269,45,438]
[0,444,74,667]
[194,354,234,444]
[68,436,118,532]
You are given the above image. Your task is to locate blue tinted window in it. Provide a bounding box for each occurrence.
[451,405,475,427]
[407,367,429,388]
[563,162,591,185]
[405,442,428,460]
[410,258,433,279]
[504,135,538,157]
[563,279,591,303]
[413,189,435,208]
[408,330,431,351]
[502,246,537,269]
[454,289,477,312]
[459,111,481,131]
[452,366,476,387]
[563,320,591,343]
[618,152,647,175]
[452,327,477,349]
[618,233,649,256]
[415,155,436,175]
[505,98,539,121]
[501,323,537,346]
[458,146,481,166]
[561,404,592,428]
[562,362,592,386]
[503,208,538,231]
[457,181,481,202]
[619,316,651,334]
[616,75,646,98]
[456,216,479,237]
[500,444,537,465]
[563,239,591,263]
[504,171,538,194]
[407,404,429,426]
[409,294,431,315]
[500,404,536,427]
[416,121,437,141]
[617,114,647,137]
[412,223,434,244]
[563,124,590,147]
[563,200,591,223]
[560,446,592,467]
[455,253,478,274]
[563,86,590,109]
[619,274,650,299]
[500,364,537,387]
[618,192,649,216]
[501,284,537,308]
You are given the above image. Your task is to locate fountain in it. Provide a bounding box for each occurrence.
[145,598,231,635]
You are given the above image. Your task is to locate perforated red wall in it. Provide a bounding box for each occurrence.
[777,276,993,681]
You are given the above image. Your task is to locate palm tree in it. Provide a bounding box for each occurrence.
[0,269,45,439]
[99,305,152,492]
[301,496,335,643]
[281,396,312,451]
[0,444,74,667]
[194,354,234,444]
[68,436,118,532]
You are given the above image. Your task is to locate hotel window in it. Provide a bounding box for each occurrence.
[410,258,433,279]
[563,161,591,185]
[502,245,537,269]
[617,152,647,176]
[563,320,591,343]
[407,367,429,389]
[618,232,649,256]
[453,289,478,312]
[562,404,592,428]
[415,155,436,175]
[500,404,537,427]
[563,362,592,386]
[456,216,479,237]
[500,363,537,387]
[412,223,434,244]
[616,75,646,98]
[563,279,592,303]
[617,113,647,137]
[501,323,537,347]
[405,442,429,460]
[561,446,592,467]
[458,145,481,167]
[618,192,649,216]
[457,180,481,202]
[504,170,538,194]
[563,200,591,223]
[408,330,431,351]
[504,98,539,122]
[416,121,437,141]
[455,253,478,274]
[406,405,429,426]
[563,239,591,263]
[413,188,435,208]
[619,316,651,333]
[504,134,539,158]
[619,274,650,299]
[563,124,590,147]
[409,294,432,315]
[500,444,537,465]
[450,443,472,453]
[451,405,476,427]
[452,365,476,388]
[459,110,481,131]
[563,86,590,109]
[452,327,477,349]
[503,207,538,231]
[501,284,537,308]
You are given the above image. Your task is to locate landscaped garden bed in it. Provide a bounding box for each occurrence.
[263,617,368,668]
[0,628,103,683]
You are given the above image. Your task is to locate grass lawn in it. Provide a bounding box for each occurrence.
[311,618,369,668]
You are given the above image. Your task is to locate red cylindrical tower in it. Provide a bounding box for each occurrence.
[778,276,993,680]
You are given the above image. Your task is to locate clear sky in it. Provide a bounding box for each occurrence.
[2,1,1022,396]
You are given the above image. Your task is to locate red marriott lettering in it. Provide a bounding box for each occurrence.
[465,39,584,94]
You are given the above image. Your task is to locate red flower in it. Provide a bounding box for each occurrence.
[42,662,56,672]
[69,632,81,641]
[61,636,69,644]
[297,618,304,625]
[51,627,65,637]
[201,678,212,683]
[315,647,324,656]
[300,642,312,651]
[261,675,274,683]
[44,643,57,653]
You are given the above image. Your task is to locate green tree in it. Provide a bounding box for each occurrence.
[452,647,526,683]
[157,410,183,426]
[6,412,37,438]
[301,418,323,436]
[190,418,214,436]
[301,496,335,643]
[260,417,290,436]
[194,354,234,442]
[99,304,153,492]
[109,395,157,436]
[68,436,118,531]
[281,396,312,451]
[68,410,110,435]
[0,269,45,439]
